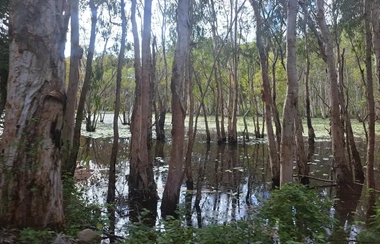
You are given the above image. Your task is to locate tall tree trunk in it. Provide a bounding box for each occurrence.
[210,0,221,144]
[271,53,282,150]
[107,0,125,205]
[303,18,315,161]
[228,0,238,145]
[214,78,222,143]
[62,0,82,174]
[184,58,194,191]
[365,0,376,217]
[338,50,364,183]
[295,111,309,184]
[219,64,227,142]
[129,0,158,222]
[280,0,298,186]
[107,1,125,238]
[316,0,353,187]
[0,0,66,230]
[250,0,280,187]
[69,0,98,175]
[161,0,192,217]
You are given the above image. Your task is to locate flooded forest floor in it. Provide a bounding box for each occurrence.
[75,114,380,242]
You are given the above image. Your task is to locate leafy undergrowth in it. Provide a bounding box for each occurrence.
[3,183,379,243]
[356,198,380,243]
[124,184,336,244]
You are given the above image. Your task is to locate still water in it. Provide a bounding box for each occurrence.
[76,114,377,242]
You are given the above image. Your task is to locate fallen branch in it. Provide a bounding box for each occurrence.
[294,174,335,183]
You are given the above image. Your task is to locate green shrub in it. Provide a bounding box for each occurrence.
[356,197,380,243]
[19,228,55,244]
[260,183,336,243]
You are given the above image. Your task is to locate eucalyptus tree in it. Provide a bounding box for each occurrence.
[62,0,82,174]
[332,0,365,184]
[279,0,298,185]
[68,0,103,175]
[107,0,126,206]
[316,0,353,186]
[299,10,315,162]
[227,0,240,144]
[0,0,68,229]
[266,0,286,149]
[365,0,375,214]
[250,0,280,187]
[129,0,158,220]
[161,0,192,217]
[209,0,226,143]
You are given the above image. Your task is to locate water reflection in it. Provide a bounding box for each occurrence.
[75,134,375,240]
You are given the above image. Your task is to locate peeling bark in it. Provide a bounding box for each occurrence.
[0,0,66,230]
[129,0,158,222]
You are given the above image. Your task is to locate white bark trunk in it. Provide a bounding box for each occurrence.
[280,0,298,186]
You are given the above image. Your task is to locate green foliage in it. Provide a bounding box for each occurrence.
[124,184,335,244]
[196,219,271,244]
[124,213,269,244]
[19,228,54,244]
[260,183,335,243]
[63,174,107,237]
[356,198,380,243]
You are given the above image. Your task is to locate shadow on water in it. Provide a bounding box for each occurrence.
[75,130,377,240]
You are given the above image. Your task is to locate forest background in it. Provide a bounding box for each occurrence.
[1,0,380,243]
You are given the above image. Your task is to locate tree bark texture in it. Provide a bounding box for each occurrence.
[0,0,66,230]
[280,0,298,186]
[316,0,353,186]
[62,0,81,174]
[161,0,191,217]
[365,0,375,190]
[129,0,158,220]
